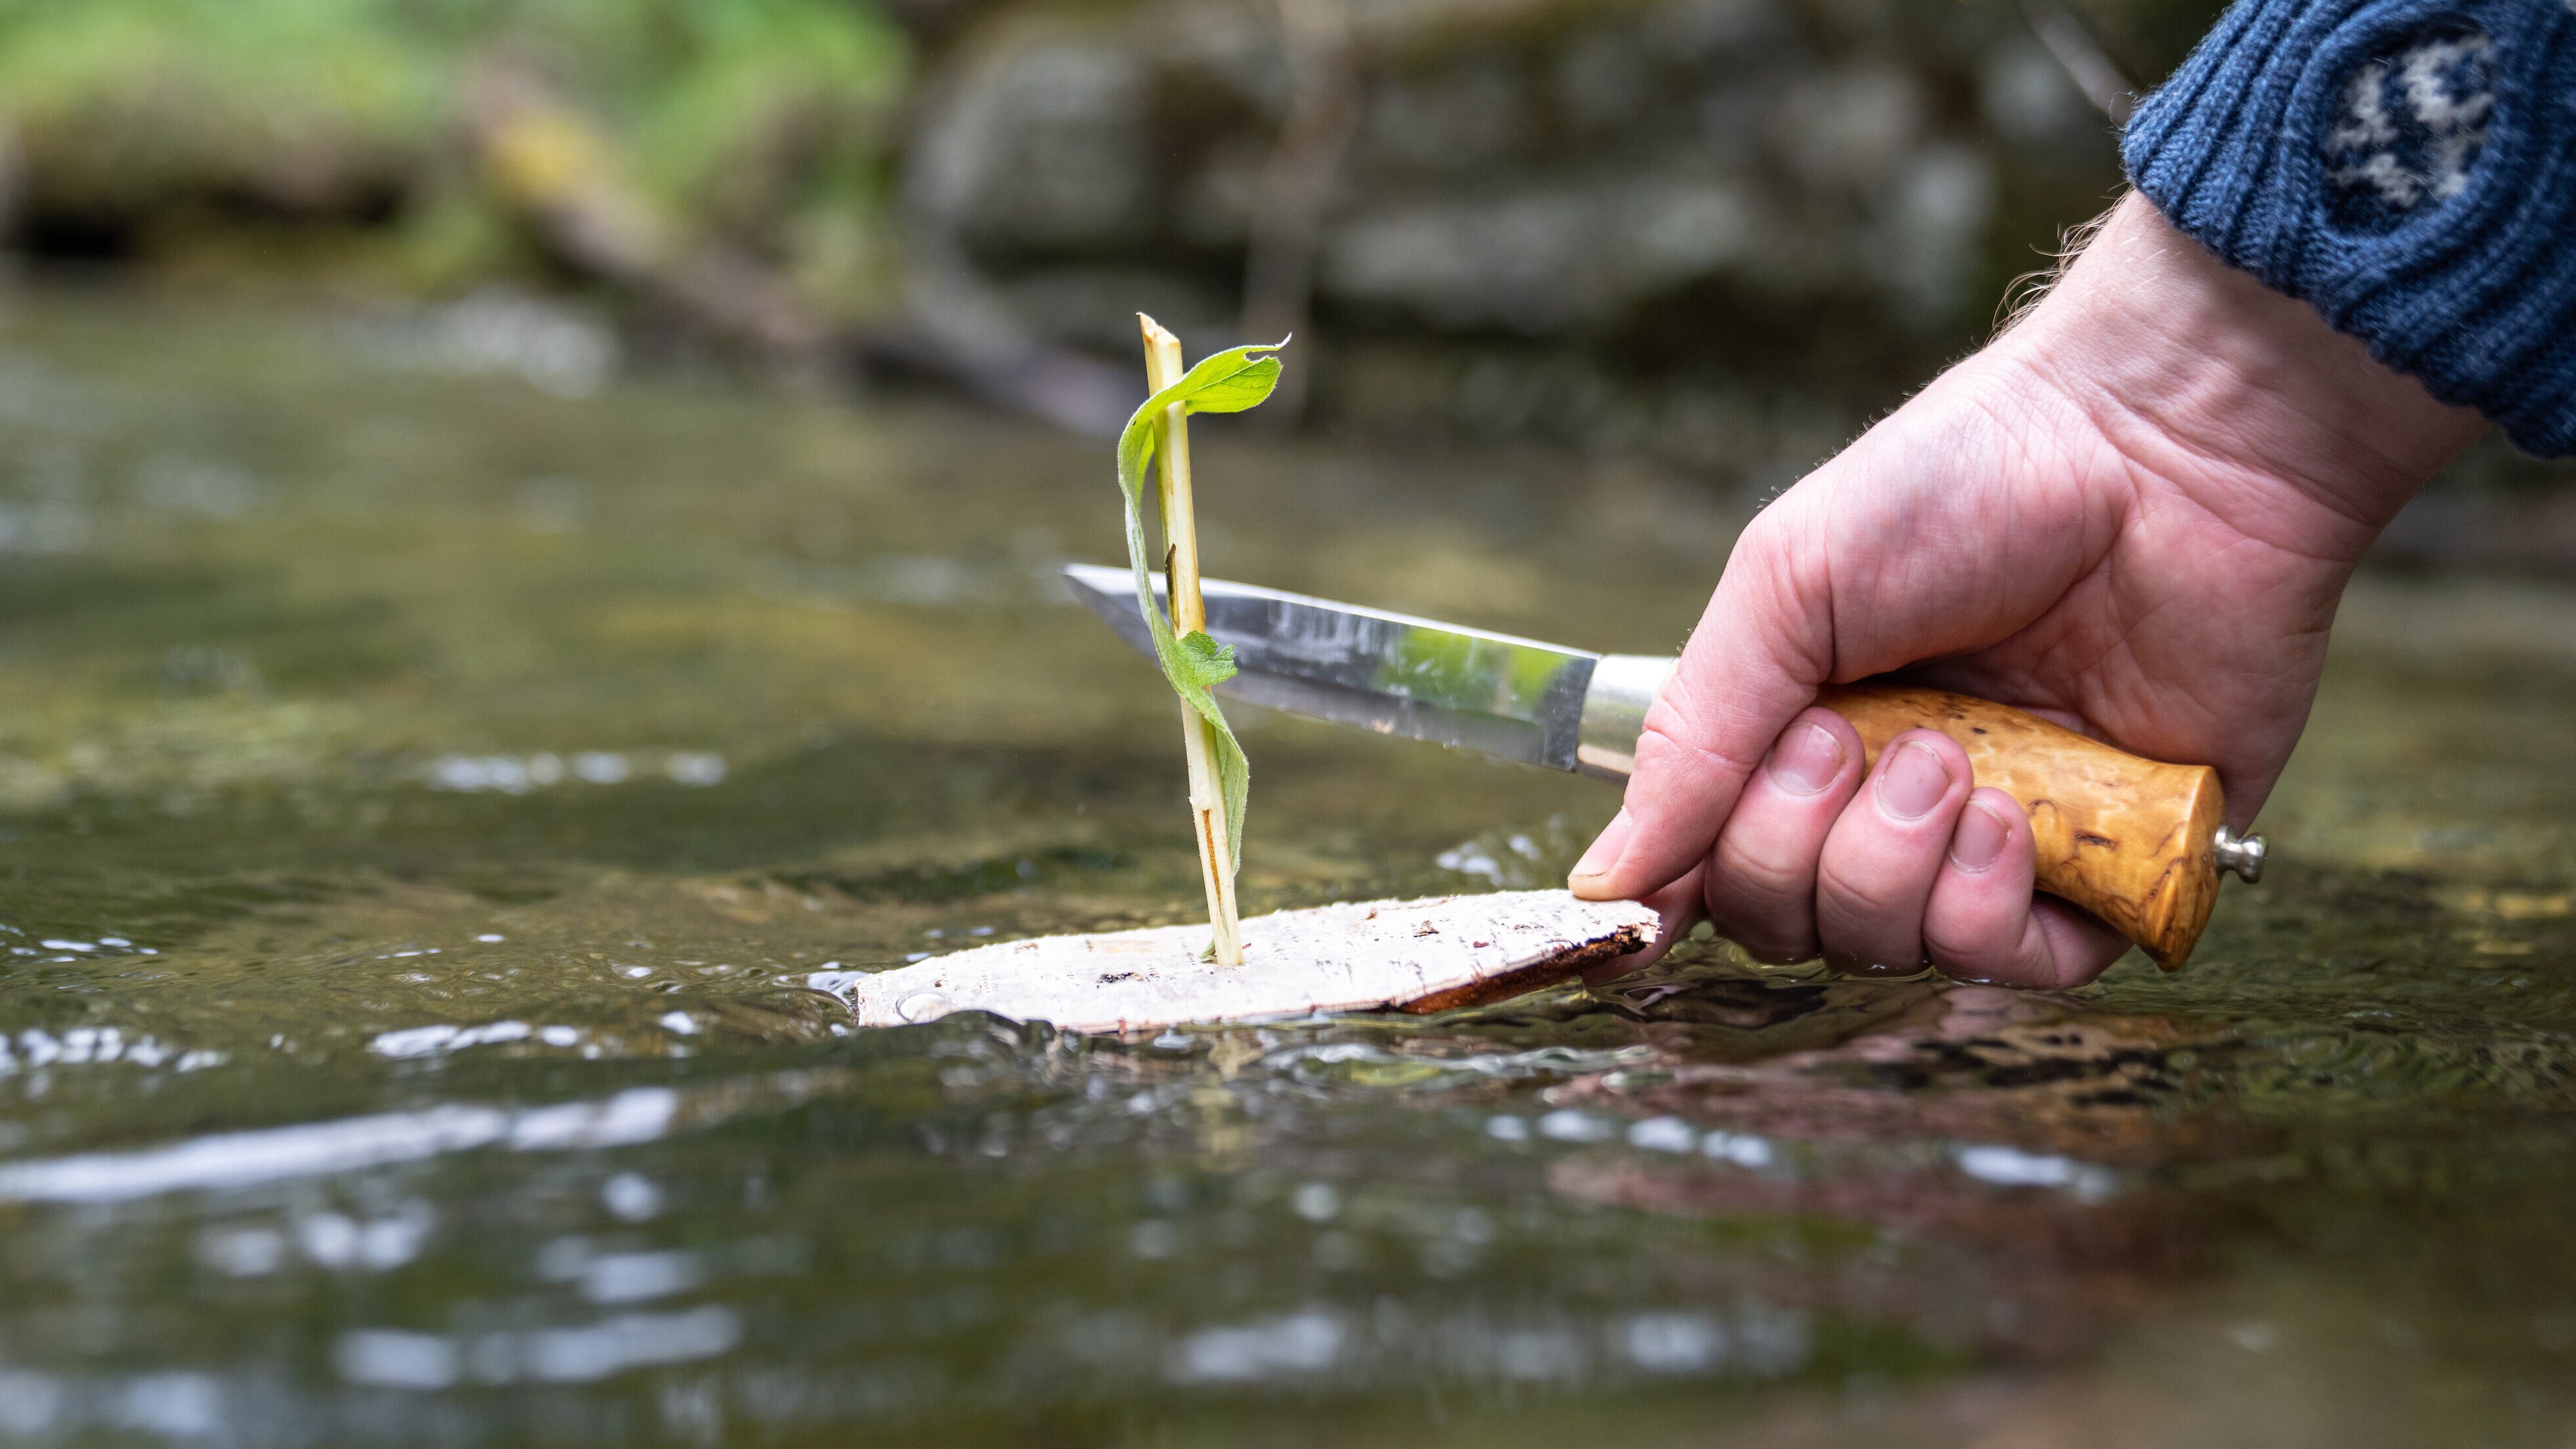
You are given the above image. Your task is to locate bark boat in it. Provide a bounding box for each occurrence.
[823,889,1659,1034]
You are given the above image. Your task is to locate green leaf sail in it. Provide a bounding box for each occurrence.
[1112,340,1285,874]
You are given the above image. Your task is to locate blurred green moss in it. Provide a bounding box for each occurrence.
[0,0,909,311]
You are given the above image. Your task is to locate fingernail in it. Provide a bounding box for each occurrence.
[1570,809,1631,885]
[1877,741,1953,821]
[1764,721,1844,796]
[1949,798,2012,872]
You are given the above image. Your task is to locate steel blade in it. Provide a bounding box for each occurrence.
[1063,563,1599,771]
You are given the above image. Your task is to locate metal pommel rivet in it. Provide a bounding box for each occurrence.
[2213,825,2267,885]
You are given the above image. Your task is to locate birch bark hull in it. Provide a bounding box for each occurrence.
[825,890,1659,1034]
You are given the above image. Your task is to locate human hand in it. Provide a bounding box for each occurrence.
[1571,193,2489,987]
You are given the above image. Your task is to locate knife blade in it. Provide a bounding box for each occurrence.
[1063,561,2266,971]
[1062,561,1671,780]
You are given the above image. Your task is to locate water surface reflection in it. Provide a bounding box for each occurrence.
[0,291,2573,1445]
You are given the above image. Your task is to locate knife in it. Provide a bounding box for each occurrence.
[1064,563,2265,970]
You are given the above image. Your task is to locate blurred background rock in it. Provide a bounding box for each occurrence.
[0,0,2565,537]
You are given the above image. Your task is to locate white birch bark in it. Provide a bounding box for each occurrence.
[821,890,1659,1034]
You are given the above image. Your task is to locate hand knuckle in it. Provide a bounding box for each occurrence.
[1712,837,1814,903]
[1923,922,2002,969]
[1634,703,1752,782]
[1818,867,1910,923]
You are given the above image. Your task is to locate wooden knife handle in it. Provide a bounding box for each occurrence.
[1814,683,2236,970]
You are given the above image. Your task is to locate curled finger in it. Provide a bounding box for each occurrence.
[1704,707,1865,962]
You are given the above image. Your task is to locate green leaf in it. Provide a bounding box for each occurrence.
[1110,337,1286,874]
[1176,356,1282,416]
[1172,630,1237,693]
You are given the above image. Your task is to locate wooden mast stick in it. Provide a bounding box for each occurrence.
[1140,314,1245,966]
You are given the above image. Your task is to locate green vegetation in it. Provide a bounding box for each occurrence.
[0,0,908,316]
[1111,340,1285,877]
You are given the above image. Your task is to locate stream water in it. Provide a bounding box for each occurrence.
[1,286,2573,1446]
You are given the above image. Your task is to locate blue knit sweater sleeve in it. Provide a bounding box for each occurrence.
[2122,0,2576,457]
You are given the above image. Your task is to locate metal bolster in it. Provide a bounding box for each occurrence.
[1574,655,1676,781]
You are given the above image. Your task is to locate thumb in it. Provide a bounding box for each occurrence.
[1569,533,1832,903]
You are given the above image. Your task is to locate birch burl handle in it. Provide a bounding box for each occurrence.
[1814,683,2247,971]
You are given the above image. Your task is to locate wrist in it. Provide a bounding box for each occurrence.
[1999,194,2487,550]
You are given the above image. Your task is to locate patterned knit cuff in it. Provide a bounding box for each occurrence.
[2123,0,2576,457]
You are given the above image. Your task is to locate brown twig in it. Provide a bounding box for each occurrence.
[465,56,831,361]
